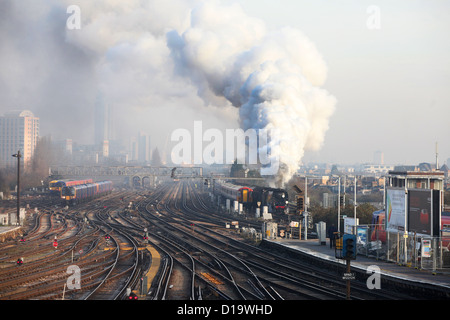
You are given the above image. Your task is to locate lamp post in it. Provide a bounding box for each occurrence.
[354,176,357,235]
[337,176,341,233]
[12,151,21,225]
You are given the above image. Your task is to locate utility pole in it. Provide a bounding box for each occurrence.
[435,142,439,170]
[337,176,341,233]
[12,151,21,225]
[304,176,308,240]
[354,176,357,235]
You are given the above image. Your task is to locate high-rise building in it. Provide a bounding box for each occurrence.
[0,110,39,168]
[129,136,138,161]
[373,150,384,165]
[138,132,151,163]
[94,93,112,146]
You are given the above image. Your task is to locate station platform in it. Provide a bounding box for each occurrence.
[0,226,23,242]
[262,238,450,292]
[134,244,161,299]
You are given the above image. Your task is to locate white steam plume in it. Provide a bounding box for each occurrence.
[0,0,335,184]
[168,2,336,185]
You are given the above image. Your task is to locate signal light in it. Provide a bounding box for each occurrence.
[297,196,304,213]
[17,258,23,265]
[128,292,138,300]
[342,234,357,260]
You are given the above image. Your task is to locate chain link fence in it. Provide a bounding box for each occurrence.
[355,225,450,272]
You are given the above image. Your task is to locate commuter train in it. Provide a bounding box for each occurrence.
[61,181,113,206]
[214,180,289,215]
[49,179,93,196]
[214,181,253,205]
[370,210,386,242]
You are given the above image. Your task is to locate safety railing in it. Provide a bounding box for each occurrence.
[355,224,450,271]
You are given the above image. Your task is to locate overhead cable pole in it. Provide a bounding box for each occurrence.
[12,150,21,225]
[354,176,357,235]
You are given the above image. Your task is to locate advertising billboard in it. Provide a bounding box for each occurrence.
[408,189,432,235]
[386,188,406,231]
[408,189,441,236]
[344,217,359,234]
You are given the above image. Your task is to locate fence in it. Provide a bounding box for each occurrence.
[355,224,450,271]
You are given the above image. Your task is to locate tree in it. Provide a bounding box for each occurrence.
[0,170,13,197]
[29,136,53,184]
[309,202,376,230]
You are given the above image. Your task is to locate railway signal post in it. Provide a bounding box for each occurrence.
[336,234,357,300]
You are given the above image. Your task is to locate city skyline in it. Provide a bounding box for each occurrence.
[0,1,448,168]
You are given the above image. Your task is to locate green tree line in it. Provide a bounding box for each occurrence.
[0,136,53,197]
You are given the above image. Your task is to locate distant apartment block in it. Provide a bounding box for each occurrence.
[0,110,39,168]
[363,164,394,174]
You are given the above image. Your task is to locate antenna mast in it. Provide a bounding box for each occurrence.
[435,142,439,170]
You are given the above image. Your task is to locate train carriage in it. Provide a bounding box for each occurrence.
[214,181,253,206]
[48,180,60,194]
[62,181,113,206]
[49,179,93,196]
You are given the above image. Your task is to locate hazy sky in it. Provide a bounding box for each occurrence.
[233,0,450,165]
[0,0,449,167]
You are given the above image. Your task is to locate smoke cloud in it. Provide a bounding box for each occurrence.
[0,0,335,185]
[167,2,336,185]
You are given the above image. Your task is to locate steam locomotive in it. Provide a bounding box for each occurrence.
[251,186,289,215]
[213,180,289,215]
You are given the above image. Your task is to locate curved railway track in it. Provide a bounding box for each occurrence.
[0,191,143,300]
[0,181,443,300]
[121,181,414,300]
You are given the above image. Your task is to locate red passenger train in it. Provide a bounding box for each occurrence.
[61,181,113,206]
[214,181,253,205]
[49,179,94,196]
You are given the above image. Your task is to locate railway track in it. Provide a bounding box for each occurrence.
[0,181,440,300]
[130,180,419,300]
[0,190,143,300]
[112,183,316,299]
[159,184,349,299]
